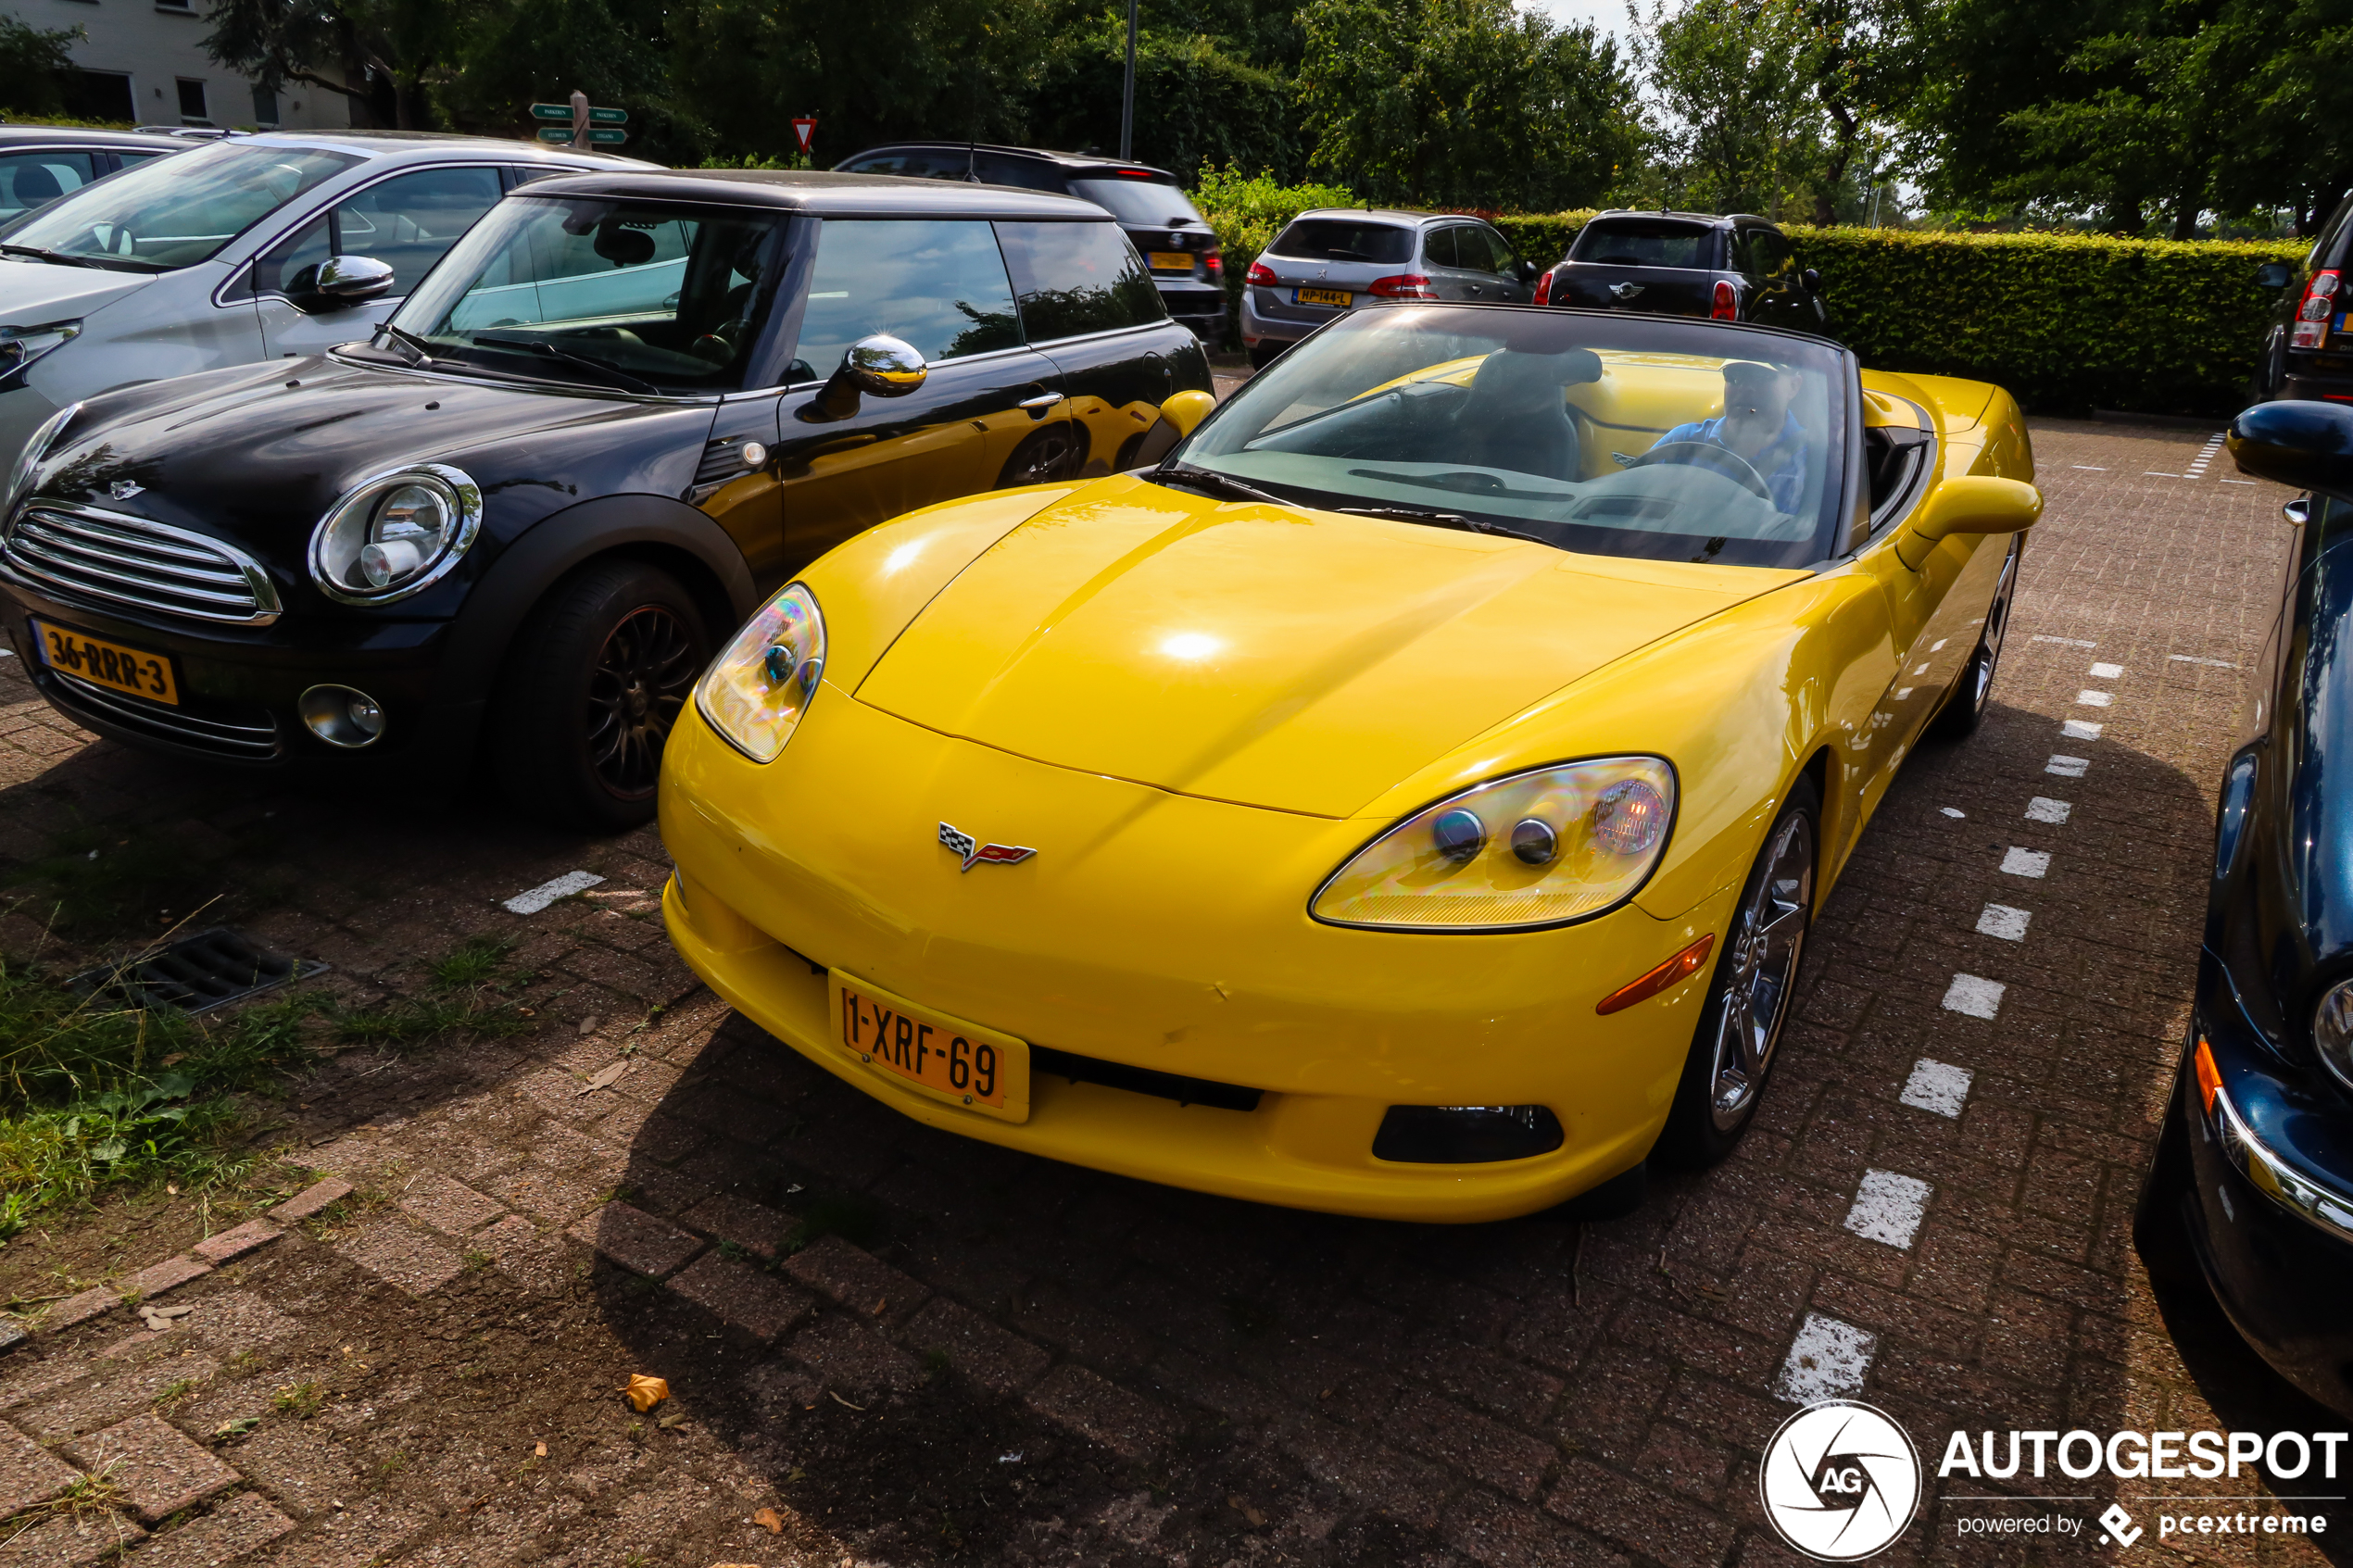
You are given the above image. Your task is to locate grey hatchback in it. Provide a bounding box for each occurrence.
[1239,208,1537,368]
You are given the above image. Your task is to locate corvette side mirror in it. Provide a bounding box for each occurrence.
[2228,399,2353,495]
[1127,389,1218,470]
[1894,474,2041,570]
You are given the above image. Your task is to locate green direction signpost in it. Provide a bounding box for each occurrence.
[528,100,627,146]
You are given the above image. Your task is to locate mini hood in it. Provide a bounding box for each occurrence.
[856,476,1806,818]
[0,259,152,321]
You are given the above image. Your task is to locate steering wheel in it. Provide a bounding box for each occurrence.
[1622,440,1774,503]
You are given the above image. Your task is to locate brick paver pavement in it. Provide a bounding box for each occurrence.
[0,416,2340,1567]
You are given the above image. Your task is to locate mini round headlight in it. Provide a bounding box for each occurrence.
[2314,980,2353,1091]
[308,465,480,604]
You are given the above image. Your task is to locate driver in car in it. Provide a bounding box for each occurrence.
[1646,359,1808,512]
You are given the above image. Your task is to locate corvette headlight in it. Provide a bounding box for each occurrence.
[4,400,78,517]
[2313,981,2353,1091]
[0,320,81,378]
[1312,756,1677,931]
[696,583,825,762]
[308,465,481,604]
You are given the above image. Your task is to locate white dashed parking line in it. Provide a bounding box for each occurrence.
[1844,1171,1932,1248]
[2000,847,2051,878]
[1775,1314,1879,1403]
[1942,973,2006,1019]
[2076,689,2113,707]
[2062,719,2104,740]
[2089,661,2123,679]
[1977,904,2032,941]
[2032,635,2096,647]
[2025,797,2071,824]
[2046,755,2089,778]
[2170,654,2238,669]
[1901,1059,1974,1117]
[502,871,607,915]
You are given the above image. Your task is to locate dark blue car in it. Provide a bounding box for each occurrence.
[2136,399,2353,1417]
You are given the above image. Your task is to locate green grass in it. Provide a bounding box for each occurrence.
[428,936,514,991]
[0,820,255,937]
[271,1380,325,1418]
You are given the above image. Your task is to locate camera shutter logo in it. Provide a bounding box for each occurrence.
[1759,1400,1923,1561]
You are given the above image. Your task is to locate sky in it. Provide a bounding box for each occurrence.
[1517,0,1633,44]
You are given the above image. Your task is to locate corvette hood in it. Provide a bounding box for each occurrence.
[854,476,1808,818]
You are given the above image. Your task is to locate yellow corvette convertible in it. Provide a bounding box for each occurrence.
[659,305,2039,1223]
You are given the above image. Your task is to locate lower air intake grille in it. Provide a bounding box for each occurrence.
[1030,1046,1262,1112]
[3,503,282,625]
[44,668,280,759]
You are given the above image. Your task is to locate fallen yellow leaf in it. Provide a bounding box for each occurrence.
[753,1507,784,1534]
[533,1441,547,1458]
[624,1374,669,1411]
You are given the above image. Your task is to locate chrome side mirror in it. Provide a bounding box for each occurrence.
[302,254,396,312]
[801,334,926,421]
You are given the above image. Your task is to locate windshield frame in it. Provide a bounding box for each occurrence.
[1161,303,1864,571]
[384,192,803,400]
[0,141,364,273]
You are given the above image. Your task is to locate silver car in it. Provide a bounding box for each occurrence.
[1239,207,1537,368]
[0,131,645,463]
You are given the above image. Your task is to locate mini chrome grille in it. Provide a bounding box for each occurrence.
[1,503,282,626]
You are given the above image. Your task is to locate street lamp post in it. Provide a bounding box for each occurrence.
[1119,0,1138,161]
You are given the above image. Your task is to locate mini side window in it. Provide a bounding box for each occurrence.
[789,218,1022,381]
[993,220,1164,342]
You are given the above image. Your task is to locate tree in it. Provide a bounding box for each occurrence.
[1,16,83,119]
[1295,0,1641,209]
[204,0,463,128]
[1026,17,1301,177]
[1632,0,1829,219]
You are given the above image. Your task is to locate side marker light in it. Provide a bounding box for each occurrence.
[2194,1035,2221,1113]
[1596,934,1715,1016]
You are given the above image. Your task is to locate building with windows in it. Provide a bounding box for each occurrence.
[1,0,352,131]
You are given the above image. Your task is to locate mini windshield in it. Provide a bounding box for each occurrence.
[0,143,359,271]
[388,194,788,395]
[1167,307,1852,569]
[1068,177,1204,227]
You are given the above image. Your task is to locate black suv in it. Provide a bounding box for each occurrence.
[1536,210,1827,338]
[2254,194,2353,404]
[836,144,1226,347]
[0,169,1212,827]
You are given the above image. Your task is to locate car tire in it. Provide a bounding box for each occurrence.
[997,422,1086,489]
[2133,1066,2205,1285]
[1655,776,1818,1168]
[1248,341,1286,370]
[1928,536,2020,741]
[490,559,711,832]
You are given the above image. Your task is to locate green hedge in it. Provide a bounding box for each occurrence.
[1192,178,2300,412]
[1785,227,2304,415]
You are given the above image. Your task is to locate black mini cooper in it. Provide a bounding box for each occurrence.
[0,169,1213,826]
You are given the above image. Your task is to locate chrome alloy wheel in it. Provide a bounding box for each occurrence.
[1705,810,1815,1132]
[585,604,699,798]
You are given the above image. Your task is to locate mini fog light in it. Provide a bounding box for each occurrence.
[299,684,387,749]
[1431,809,1485,864]
[1510,817,1558,865]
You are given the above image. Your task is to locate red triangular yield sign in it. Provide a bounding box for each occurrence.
[791,117,817,153]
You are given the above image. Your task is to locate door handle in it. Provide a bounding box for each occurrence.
[1018,392,1062,412]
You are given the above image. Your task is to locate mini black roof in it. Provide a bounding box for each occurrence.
[839,142,1178,181]
[510,167,1109,219]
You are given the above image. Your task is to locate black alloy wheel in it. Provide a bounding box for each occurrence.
[491,559,711,831]
[1657,777,1818,1166]
[1930,535,2020,740]
[996,423,1086,489]
[2133,1065,2203,1284]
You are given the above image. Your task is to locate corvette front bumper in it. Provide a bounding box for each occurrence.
[658,690,1736,1223]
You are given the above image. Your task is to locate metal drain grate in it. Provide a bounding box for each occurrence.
[69,927,324,1014]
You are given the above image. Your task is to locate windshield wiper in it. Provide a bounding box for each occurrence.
[1334,503,1555,547]
[471,333,660,395]
[0,244,95,270]
[1153,463,1292,507]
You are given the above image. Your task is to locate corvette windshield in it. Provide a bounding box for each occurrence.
[1171,307,1851,569]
